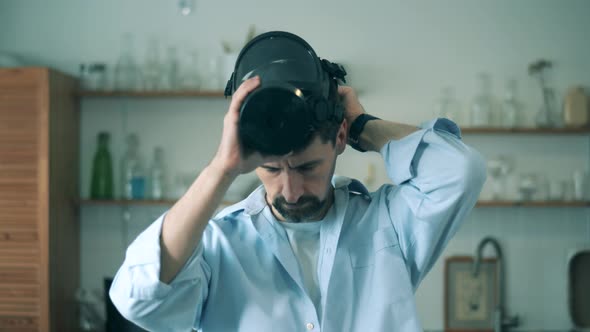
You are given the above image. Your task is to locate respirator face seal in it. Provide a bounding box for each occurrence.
[224,31,347,155]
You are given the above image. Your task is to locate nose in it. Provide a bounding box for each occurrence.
[281,171,304,204]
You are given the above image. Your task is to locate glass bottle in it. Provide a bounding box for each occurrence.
[114,33,140,91]
[500,79,520,128]
[90,132,114,199]
[434,86,460,123]
[182,50,201,89]
[148,147,167,200]
[143,37,161,91]
[535,88,559,128]
[470,73,493,127]
[121,134,145,200]
[161,46,179,91]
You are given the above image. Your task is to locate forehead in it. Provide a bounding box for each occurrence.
[273,136,334,166]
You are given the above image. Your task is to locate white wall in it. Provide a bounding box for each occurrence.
[2,0,590,329]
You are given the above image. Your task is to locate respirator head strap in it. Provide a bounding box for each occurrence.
[224,72,235,97]
[320,59,347,84]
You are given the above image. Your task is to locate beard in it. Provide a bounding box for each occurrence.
[272,195,328,223]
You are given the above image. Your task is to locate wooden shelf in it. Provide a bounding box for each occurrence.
[76,90,226,98]
[461,126,590,134]
[80,199,237,206]
[476,200,590,207]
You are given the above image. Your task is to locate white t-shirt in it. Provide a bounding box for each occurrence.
[277,205,336,318]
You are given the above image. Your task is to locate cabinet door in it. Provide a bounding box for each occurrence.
[0,68,46,331]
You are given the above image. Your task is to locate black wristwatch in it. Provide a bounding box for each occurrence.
[348,113,380,152]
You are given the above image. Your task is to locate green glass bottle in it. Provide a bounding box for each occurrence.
[90,132,114,199]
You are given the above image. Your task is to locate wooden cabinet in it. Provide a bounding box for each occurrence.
[0,68,79,332]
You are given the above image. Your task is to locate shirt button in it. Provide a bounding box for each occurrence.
[306,322,314,330]
[326,248,332,254]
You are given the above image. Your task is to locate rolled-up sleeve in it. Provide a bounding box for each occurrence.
[381,118,486,287]
[109,213,211,331]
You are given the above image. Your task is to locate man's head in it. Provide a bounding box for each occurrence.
[226,31,348,222]
[255,118,347,223]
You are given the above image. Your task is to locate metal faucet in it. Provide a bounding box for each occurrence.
[473,237,519,332]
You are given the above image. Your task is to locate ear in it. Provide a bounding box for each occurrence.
[335,120,348,155]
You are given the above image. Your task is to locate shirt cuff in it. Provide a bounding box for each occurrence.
[380,118,461,185]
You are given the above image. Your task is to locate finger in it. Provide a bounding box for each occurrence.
[338,85,353,97]
[229,76,261,113]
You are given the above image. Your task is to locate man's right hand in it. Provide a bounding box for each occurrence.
[210,76,286,178]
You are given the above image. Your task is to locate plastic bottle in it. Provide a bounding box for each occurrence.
[121,134,145,200]
[148,147,166,200]
[90,132,114,199]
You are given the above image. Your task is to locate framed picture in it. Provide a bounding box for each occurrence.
[444,256,498,332]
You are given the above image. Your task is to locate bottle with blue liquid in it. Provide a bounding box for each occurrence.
[121,133,145,200]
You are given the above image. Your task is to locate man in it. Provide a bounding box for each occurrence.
[110,32,486,331]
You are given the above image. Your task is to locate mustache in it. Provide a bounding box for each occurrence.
[273,195,320,206]
[271,195,325,222]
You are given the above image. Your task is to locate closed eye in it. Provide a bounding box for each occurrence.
[296,165,315,173]
[261,166,281,173]
[293,160,322,173]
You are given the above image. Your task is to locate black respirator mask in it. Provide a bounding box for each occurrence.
[224,31,347,155]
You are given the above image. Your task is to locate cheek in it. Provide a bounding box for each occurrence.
[256,172,280,196]
[304,174,332,198]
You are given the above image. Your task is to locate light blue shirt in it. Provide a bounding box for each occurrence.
[110,118,486,332]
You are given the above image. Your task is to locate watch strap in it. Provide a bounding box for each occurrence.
[348,114,380,152]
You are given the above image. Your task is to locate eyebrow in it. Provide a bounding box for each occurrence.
[261,159,323,170]
[288,160,322,169]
